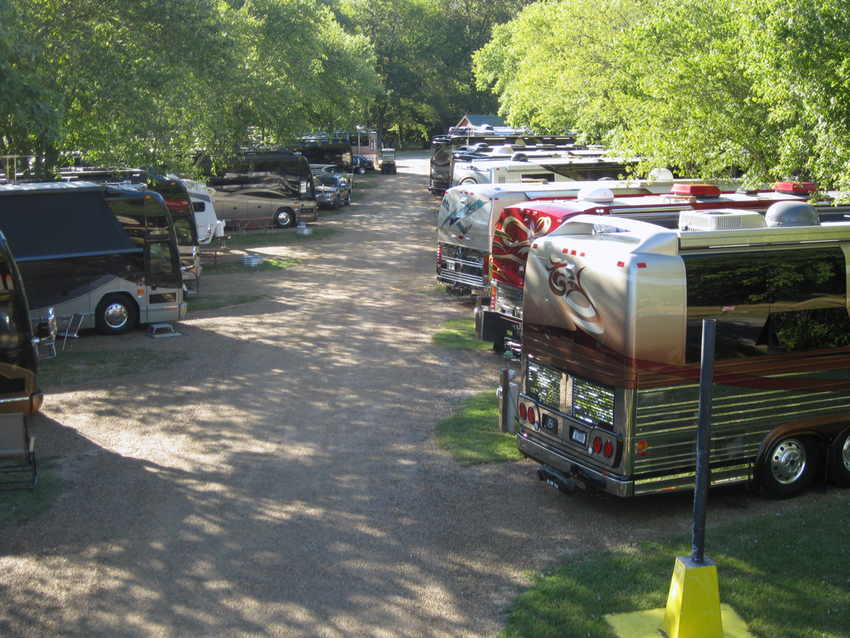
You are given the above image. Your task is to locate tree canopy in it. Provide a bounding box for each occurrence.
[474,0,850,189]
[1,0,381,174]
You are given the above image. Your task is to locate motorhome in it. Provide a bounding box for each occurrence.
[0,182,186,336]
[451,153,636,188]
[517,205,850,499]
[483,183,831,350]
[429,125,575,195]
[200,149,318,228]
[0,229,54,417]
[436,174,724,297]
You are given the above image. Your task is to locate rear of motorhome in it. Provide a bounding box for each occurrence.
[518,206,850,499]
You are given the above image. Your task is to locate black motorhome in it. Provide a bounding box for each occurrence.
[0,182,186,337]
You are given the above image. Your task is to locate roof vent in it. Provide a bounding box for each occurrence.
[764,201,821,227]
[577,186,615,203]
[671,183,722,198]
[512,152,528,162]
[472,142,490,152]
[679,209,768,231]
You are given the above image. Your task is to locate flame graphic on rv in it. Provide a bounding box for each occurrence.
[546,258,604,335]
[439,195,488,234]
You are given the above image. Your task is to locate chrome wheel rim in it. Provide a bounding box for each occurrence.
[104,303,128,329]
[770,439,807,484]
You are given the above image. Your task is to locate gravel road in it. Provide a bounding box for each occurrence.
[0,156,831,637]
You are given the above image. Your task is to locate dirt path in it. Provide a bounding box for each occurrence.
[0,158,825,637]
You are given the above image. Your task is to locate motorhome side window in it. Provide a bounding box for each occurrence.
[684,246,850,362]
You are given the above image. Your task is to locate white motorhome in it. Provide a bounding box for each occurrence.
[452,154,636,188]
[436,173,719,296]
[517,204,850,499]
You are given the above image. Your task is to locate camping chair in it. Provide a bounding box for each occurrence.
[0,413,37,490]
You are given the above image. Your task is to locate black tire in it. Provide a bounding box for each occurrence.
[759,435,818,499]
[828,428,850,487]
[344,193,351,206]
[274,208,297,228]
[332,195,340,210]
[95,294,137,336]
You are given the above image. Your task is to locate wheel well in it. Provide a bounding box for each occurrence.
[755,417,849,474]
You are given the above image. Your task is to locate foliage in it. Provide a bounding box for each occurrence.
[474,0,850,187]
[1,0,381,174]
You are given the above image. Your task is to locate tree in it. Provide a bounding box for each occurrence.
[3,0,381,174]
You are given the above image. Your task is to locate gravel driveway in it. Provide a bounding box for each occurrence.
[0,157,823,637]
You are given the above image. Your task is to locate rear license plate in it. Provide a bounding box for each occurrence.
[446,261,456,271]
[571,427,587,445]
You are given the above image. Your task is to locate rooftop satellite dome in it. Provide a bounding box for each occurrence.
[577,186,615,203]
[765,201,821,227]
[648,168,675,181]
[493,145,515,154]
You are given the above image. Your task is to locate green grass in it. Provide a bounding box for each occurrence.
[432,317,492,351]
[435,390,524,466]
[186,293,266,313]
[0,460,69,526]
[500,491,850,638]
[37,350,186,386]
[353,179,378,189]
[213,227,341,250]
[204,256,300,275]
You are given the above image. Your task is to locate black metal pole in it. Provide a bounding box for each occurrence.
[692,319,716,564]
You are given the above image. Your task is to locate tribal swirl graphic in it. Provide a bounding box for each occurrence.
[545,257,604,335]
[491,213,556,287]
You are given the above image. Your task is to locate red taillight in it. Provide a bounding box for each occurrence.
[603,440,614,459]
[519,403,527,420]
[527,407,535,425]
[592,436,603,454]
[437,244,442,271]
[490,283,496,311]
[636,440,649,457]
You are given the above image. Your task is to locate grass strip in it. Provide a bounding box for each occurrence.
[213,227,341,250]
[186,293,266,313]
[432,317,492,351]
[38,350,186,386]
[0,460,69,527]
[500,491,850,637]
[204,256,300,275]
[435,390,524,466]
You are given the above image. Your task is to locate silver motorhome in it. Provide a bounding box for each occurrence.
[517,205,850,498]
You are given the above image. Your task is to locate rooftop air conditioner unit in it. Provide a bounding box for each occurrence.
[678,209,768,232]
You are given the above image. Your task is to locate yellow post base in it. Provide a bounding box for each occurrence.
[662,556,723,638]
[605,556,756,638]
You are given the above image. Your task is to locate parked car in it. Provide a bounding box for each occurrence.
[314,174,351,210]
[352,155,375,174]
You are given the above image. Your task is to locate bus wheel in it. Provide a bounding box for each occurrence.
[274,209,296,228]
[95,294,137,336]
[759,435,817,499]
[827,428,850,487]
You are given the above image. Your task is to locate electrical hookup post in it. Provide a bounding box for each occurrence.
[605,320,756,638]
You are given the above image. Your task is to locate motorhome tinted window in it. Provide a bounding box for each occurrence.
[684,247,850,361]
